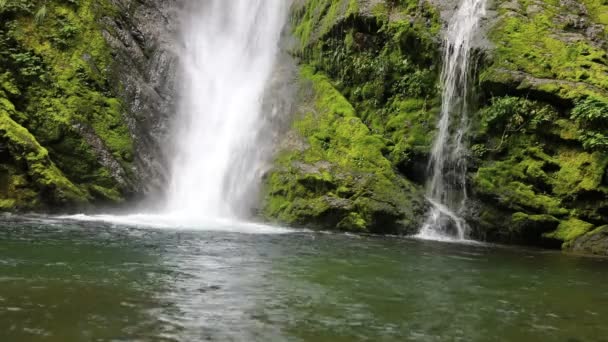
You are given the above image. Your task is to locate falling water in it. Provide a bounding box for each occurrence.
[417,0,486,241]
[165,0,290,221]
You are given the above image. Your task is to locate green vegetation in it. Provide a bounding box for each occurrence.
[292,0,442,173]
[568,225,608,255]
[570,97,608,151]
[0,0,134,210]
[470,93,608,244]
[468,0,608,250]
[482,0,608,101]
[544,218,595,246]
[263,0,443,232]
[267,0,608,251]
[262,66,425,233]
[0,0,605,254]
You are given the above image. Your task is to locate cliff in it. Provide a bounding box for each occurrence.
[262,0,608,255]
[0,0,606,255]
[0,0,177,211]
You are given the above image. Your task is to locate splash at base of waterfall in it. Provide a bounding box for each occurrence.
[58,213,294,234]
[416,199,470,242]
[417,0,487,242]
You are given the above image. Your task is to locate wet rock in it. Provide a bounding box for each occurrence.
[569,226,608,256]
[102,0,182,196]
[262,66,428,234]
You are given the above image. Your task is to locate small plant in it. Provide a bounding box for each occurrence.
[571,96,608,151]
[480,96,555,151]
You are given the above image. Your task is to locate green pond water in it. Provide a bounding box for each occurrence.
[0,215,607,341]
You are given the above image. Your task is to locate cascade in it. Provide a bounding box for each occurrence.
[165,0,290,221]
[417,0,487,240]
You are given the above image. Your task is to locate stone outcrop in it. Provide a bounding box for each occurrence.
[262,0,608,254]
[0,0,179,211]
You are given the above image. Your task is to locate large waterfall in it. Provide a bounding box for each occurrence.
[417,0,487,241]
[165,0,290,221]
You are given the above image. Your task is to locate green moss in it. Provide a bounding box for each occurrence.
[509,212,560,242]
[263,66,424,233]
[292,0,441,171]
[485,0,608,101]
[567,224,608,255]
[267,0,443,233]
[0,199,16,210]
[371,2,389,21]
[544,218,595,244]
[17,1,134,162]
[553,151,607,197]
[471,92,608,246]
[347,0,359,16]
[580,0,608,29]
[474,145,568,216]
[337,212,367,231]
[0,109,88,208]
[89,184,123,203]
[0,0,133,209]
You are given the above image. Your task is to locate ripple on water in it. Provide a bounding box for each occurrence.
[0,216,607,341]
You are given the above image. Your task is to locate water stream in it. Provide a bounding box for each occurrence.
[418,0,487,241]
[165,0,289,221]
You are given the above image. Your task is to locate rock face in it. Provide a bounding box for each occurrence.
[1,0,606,254]
[262,0,608,254]
[262,67,427,234]
[466,0,608,250]
[103,0,181,196]
[569,225,608,256]
[262,0,440,233]
[0,0,178,211]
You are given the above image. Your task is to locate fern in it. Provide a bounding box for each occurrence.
[571,96,608,124]
[571,97,608,151]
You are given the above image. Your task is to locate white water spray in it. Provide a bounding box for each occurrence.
[165,0,290,221]
[59,1,293,232]
[417,0,486,241]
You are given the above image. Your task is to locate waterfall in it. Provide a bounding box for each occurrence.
[165,0,290,221]
[417,0,486,241]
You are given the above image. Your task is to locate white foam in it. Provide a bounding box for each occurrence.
[58,213,295,235]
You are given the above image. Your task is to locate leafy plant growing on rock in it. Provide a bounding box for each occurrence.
[571,96,608,151]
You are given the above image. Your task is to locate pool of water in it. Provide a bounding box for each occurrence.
[0,215,607,341]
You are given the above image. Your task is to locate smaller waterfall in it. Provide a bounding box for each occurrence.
[417,0,486,240]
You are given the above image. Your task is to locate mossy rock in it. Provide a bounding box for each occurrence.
[262,66,426,234]
[469,92,608,249]
[0,0,137,210]
[291,0,442,170]
[510,212,561,245]
[543,218,596,247]
[0,108,89,209]
[483,0,608,103]
[568,225,608,256]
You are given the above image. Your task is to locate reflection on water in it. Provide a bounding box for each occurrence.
[0,215,607,341]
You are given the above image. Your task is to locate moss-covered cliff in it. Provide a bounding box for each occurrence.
[469,0,608,253]
[262,0,441,233]
[0,0,175,211]
[263,0,608,254]
[1,0,606,254]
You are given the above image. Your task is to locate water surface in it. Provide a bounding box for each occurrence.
[0,215,607,341]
